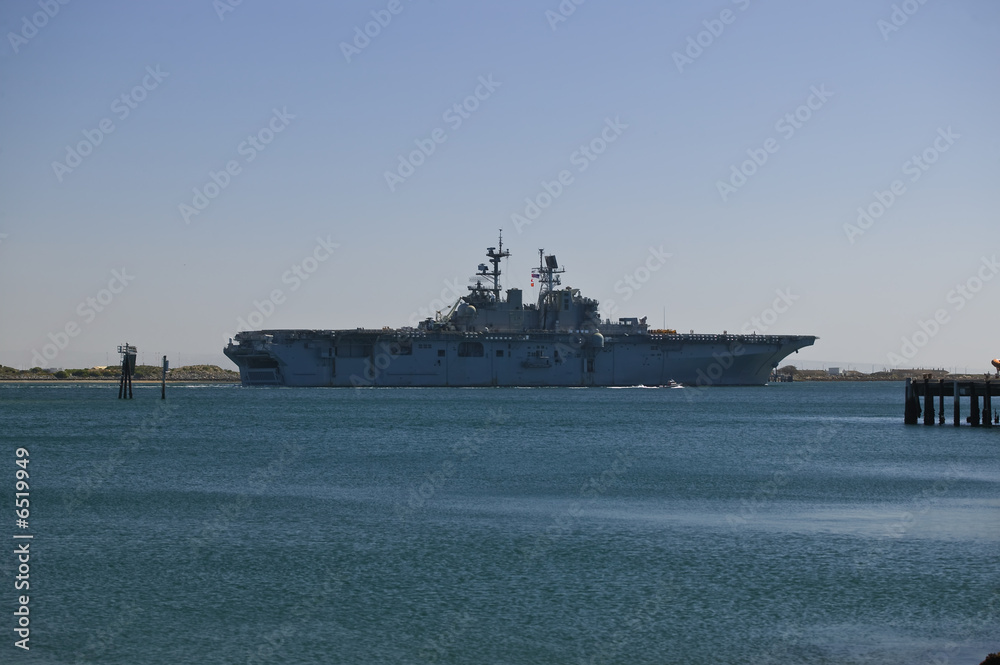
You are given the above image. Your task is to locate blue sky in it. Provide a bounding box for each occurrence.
[1,0,998,372]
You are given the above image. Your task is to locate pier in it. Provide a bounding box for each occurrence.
[904,376,1000,427]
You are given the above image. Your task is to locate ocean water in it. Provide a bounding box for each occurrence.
[2,381,998,664]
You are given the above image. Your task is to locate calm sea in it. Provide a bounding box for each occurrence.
[2,381,998,664]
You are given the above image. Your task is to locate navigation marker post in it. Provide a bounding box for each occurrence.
[117,343,136,399]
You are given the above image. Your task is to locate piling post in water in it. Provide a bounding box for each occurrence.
[118,353,125,399]
[117,343,136,399]
[161,355,168,400]
[938,379,945,424]
[969,382,980,427]
[983,380,992,428]
[953,381,960,426]
[923,376,934,425]
[904,378,920,425]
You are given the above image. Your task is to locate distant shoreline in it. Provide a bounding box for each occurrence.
[1,363,239,382]
[775,368,998,383]
[1,378,991,386]
[0,378,239,384]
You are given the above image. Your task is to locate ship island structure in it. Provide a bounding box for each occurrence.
[224,237,817,387]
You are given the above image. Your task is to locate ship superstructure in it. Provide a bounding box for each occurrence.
[224,236,816,387]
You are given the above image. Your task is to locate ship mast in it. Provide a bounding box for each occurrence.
[474,230,510,301]
[535,249,564,300]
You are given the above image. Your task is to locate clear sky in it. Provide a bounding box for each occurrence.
[1,0,998,372]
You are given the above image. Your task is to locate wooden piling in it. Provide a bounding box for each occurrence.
[117,343,135,399]
[118,354,125,399]
[953,381,960,426]
[118,350,132,399]
[904,378,920,424]
[923,376,934,425]
[161,355,167,400]
[984,380,992,428]
[969,383,980,427]
[938,379,945,424]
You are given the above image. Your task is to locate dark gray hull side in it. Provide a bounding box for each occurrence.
[224,332,816,387]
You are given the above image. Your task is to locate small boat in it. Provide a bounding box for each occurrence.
[668,379,683,389]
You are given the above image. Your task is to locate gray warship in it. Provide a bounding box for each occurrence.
[224,236,816,387]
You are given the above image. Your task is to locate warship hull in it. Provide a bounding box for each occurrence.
[224,330,815,387]
[224,238,817,387]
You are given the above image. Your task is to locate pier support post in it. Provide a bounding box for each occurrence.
[161,355,167,400]
[118,356,125,399]
[118,350,133,399]
[984,381,992,428]
[904,378,920,425]
[938,379,945,424]
[923,377,934,425]
[969,383,980,427]
[953,381,960,426]
[116,343,135,400]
